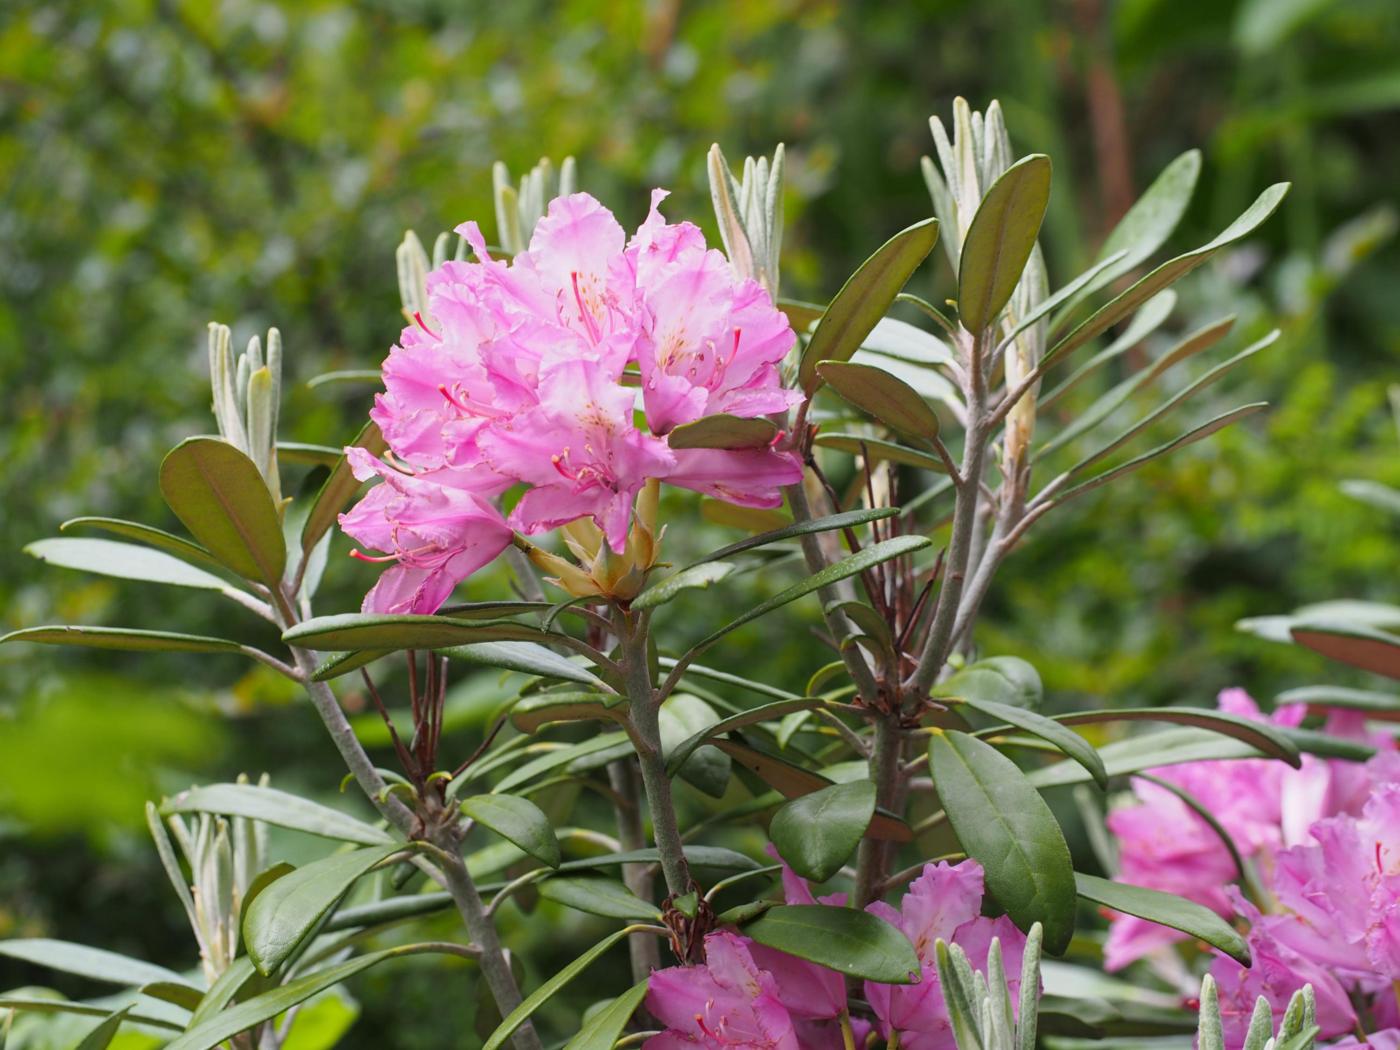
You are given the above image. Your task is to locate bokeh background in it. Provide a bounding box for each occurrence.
[2,0,1399,1044]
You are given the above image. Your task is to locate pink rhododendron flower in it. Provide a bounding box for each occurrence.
[864,860,1029,1050]
[342,189,803,612]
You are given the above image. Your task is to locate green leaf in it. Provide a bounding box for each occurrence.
[929,730,1076,953]
[166,946,436,1050]
[739,904,919,983]
[159,437,287,587]
[667,413,779,450]
[660,694,732,798]
[301,421,387,556]
[1291,621,1400,679]
[813,432,949,472]
[161,783,394,846]
[1047,183,1289,364]
[961,697,1107,790]
[862,317,956,365]
[690,507,900,569]
[1053,706,1300,766]
[283,613,549,652]
[537,876,660,921]
[445,640,605,687]
[633,562,736,611]
[798,218,940,393]
[0,940,191,989]
[818,360,941,442]
[459,795,561,868]
[692,535,931,653]
[664,697,830,773]
[770,780,877,881]
[185,956,258,1029]
[1083,150,1202,300]
[779,298,825,331]
[74,1006,132,1050]
[510,692,628,734]
[311,649,390,681]
[562,981,649,1050]
[1274,685,1400,715]
[958,155,1052,332]
[0,625,244,655]
[555,845,758,874]
[483,927,643,1050]
[60,517,226,571]
[998,250,1129,351]
[1027,727,1265,789]
[1041,290,1177,410]
[243,845,402,975]
[1074,873,1250,965]
[0,996,180,1031]
[937,656,1044,710]
[306,369,381,388]
[276,442,345,468]
[485,733,632,795]
[140,981,206,1012]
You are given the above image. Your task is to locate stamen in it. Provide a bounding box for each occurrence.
[571,271,602,344]
[349,549,399,563]
[413,311,441,339]
[727,327,742,368]
[439,384,471,413]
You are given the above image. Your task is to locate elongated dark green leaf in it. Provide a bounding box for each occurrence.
[818,360,941,443]
[798,218,940,393]
[562,981,649,1050]
[167,946,441,1050]
[306,369,381,388]
[770,780,876,881]
[1040,290,1177,411]
[243,845,401,975]
[1275,684,1400,715]
[690,507,899,569]
[1027,727,1265,789]
[25,538,235,593]
[0,940,191,989]
[692,535,930,653]
[740,905,919,983]
[665,698,828,773]
[929,730,1075,953]
[556,845,758,874]
[1053,707,1300,766]
[159,437,286,587]
[460,795,561,868]
[667,414,779,450]
[284,613,548,652]
[936,656,1044,710]
[1,625,243,654]
[538,876,660,921]
[1054,404,1268,504]
[161,784,393,846]
[1048,183,1289,363]
[958,155,1052,332]
[1291,622,1400,679]
[185,956,257,1029]
[998,250,1129,350]
[961,697,1107,789]
[510,692,627,733]
[813,432,949,472]
[633,562,735,611]
[484,733,632,795]
[60,517,226,571]
[446,640,605,687]
[301,421,386,555]
[1074,873,1249,965]
[660,694,732,798]
[483,927,641,1050]
[0,997,180,1031]
[312,649,390,681]
[140,981,205,1012]
[74,1006,131,1050]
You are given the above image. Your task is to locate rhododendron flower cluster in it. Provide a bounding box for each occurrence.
[340,190,803,614]
[1105,688,1400,1048]
[644,857,1028,1048]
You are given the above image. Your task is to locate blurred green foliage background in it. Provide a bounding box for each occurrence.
[2,0,1399,1043]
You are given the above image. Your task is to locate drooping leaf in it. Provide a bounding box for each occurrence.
[1,625,244,655]
[445,640,605,687]
[1027,727,1265,789]
[961,697,1107,789]
[300,421,387,556]
[813,432,949,472]
[1053,706,1300,765]
[798,218,940,393]
[817,360,940,443]
[1074,873,1250,965]
[0,939,191,990]
[1274,685,1400,716]
[243,845,402,975]
[161,784,394,846]
[1291,622,1400,679]
[664,698,831,773]
[159,437,287,587]
[283,613,549,652]
[667,414,779,450]
[59,517,226,571]
[1047,183,1289,364]
[632,562,736,611]
[936,656,1043,710]
[510,692,628,734]
[537,876,660,921]
[928,730,1076,953]
[561,981,649,1050]
[958,155,1052,332]
[459,795,561,868]
[739,905,919,983]
[770,780,877,881]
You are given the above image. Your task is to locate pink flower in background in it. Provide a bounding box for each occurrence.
[864,860,1028,1050]
[342,190,803,612]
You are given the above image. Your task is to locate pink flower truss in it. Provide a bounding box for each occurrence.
[341,191,803,612]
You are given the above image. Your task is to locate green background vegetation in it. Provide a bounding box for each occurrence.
[2,0,1398,1043]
